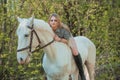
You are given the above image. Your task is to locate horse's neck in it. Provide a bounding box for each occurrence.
[33,23,69,62]
[39,31,71,63]
[42,33,56,61]
[35,28,56,61]
[43,43,56,62]
[43,41,68,62]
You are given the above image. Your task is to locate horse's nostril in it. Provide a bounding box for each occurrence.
[20,58,23,61]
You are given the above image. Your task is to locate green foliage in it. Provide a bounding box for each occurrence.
[0,0,120,80]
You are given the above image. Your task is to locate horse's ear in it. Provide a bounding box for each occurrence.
[32,13,34,18]
[29,14,34,25]
[16,16,22,23]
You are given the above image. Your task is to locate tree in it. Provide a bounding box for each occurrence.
[0,0,119,79]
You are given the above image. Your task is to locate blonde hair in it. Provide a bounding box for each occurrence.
[48,13,61,28]
[48,13,71,33]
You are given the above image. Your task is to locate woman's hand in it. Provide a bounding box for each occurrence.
[54,35,61,42]
[54,35,68,44]
[72,48,79,56]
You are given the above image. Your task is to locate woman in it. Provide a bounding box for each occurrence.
[48,13,86,80]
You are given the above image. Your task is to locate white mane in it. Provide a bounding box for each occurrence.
[17,18,54,36]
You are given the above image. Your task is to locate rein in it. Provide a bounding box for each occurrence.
[17,25,54,53]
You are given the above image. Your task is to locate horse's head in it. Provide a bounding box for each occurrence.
[16,16,35,64]
[16,16,55,64]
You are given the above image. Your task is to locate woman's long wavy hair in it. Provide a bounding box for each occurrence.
[48,13,71,33]
[48,13,75,48]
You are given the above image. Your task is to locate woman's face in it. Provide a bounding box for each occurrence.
[49,16,59,31]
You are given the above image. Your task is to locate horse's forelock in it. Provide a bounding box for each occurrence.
[17,19,31,36]
[33,19,54,35]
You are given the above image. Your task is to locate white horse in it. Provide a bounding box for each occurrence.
[16,16,96,80]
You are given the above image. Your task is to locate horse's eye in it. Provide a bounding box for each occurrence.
[27,26,31,28]
[25,34,29,37]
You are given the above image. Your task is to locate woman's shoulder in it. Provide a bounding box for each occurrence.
[61,23,71,32]
[60,27,68,32]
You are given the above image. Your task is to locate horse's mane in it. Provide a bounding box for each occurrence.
[33,19,54,35]
[17,18,54,35]
[16,19,31,35]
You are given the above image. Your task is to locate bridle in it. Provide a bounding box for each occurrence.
[17,24,54,53]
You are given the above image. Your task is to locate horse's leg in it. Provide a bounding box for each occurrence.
[47,75,69,80]
[86,41,96,80]
[71,70,79,80]
[61,75,69,80]
[85,61,95,80]
[46,75,52,80]
[84,65,90,80]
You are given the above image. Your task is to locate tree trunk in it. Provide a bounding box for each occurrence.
[0,0,7,65]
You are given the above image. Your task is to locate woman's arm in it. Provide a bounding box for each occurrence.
[60,38,68,44]
[54,35,68,44]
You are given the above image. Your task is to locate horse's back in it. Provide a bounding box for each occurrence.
[74,36,95,48]
[74,36,96,64]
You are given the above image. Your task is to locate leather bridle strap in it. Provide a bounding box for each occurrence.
[31,39,54,53]
[29,29,33,52]
[17,46,30,52]
[17,29,35,52]
[17,25,54,53]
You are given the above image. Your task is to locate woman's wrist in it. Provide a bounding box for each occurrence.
[59,38,62,42]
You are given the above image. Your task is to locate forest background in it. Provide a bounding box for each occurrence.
[0,0,120,80]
